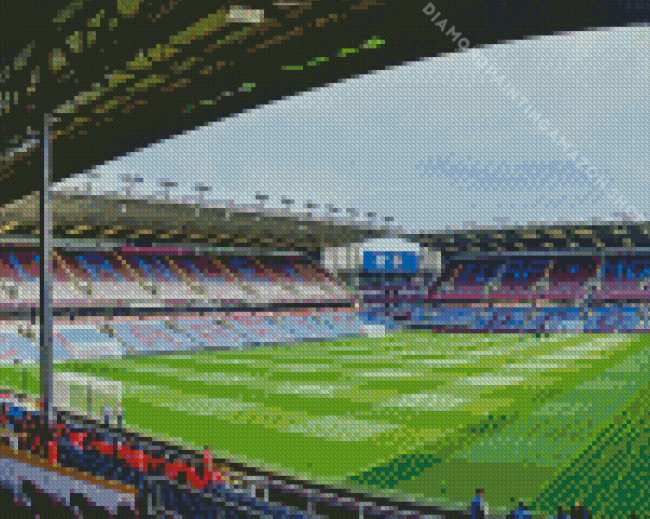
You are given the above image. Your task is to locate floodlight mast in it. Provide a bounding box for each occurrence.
[40,113,59,424]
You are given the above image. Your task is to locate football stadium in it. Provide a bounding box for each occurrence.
[3,190,650,517]
[1,1,649,517]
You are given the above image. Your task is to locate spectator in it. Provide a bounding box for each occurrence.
[509,501,532,518]
[471,489,488,519]
[556,505,569,519]
[570,500,591,519]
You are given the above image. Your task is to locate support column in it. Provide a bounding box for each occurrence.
[40,113,57,424]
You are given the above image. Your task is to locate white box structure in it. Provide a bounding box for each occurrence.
[323,245,363,274]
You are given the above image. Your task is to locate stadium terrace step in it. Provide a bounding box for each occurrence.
[0,445,139,512]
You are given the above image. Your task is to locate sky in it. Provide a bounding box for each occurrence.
[54,25,649,235]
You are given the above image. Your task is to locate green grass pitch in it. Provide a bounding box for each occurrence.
[3,330,650,516]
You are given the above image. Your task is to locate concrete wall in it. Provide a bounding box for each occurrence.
[418,247,442,274]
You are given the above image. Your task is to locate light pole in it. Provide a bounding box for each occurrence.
[346,208,359,222]
[40,113,60,424]
[158,178,178,203]
[119,173,144,212]
[255,192,269,209]
[304,200,318,218]
[193,183,212,218]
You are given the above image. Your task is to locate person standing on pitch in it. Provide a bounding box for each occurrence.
[570,500,591,519]
[471,489,488,519]
[509,501,532,518]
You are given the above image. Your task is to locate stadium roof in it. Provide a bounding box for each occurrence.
[1,0,647,208]
[0,191,398,250]
[405,221,650,255]
[6,192,650,255]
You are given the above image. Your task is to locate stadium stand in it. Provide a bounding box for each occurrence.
[0,309,361,362]
[0,251,351,310]
[353,252,650,333]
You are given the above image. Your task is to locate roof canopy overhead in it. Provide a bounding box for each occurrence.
[1,0,645,207]
[361,238,421,253]
[406,221,650,255]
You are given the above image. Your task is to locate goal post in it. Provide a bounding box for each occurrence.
[54,372,123,425]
